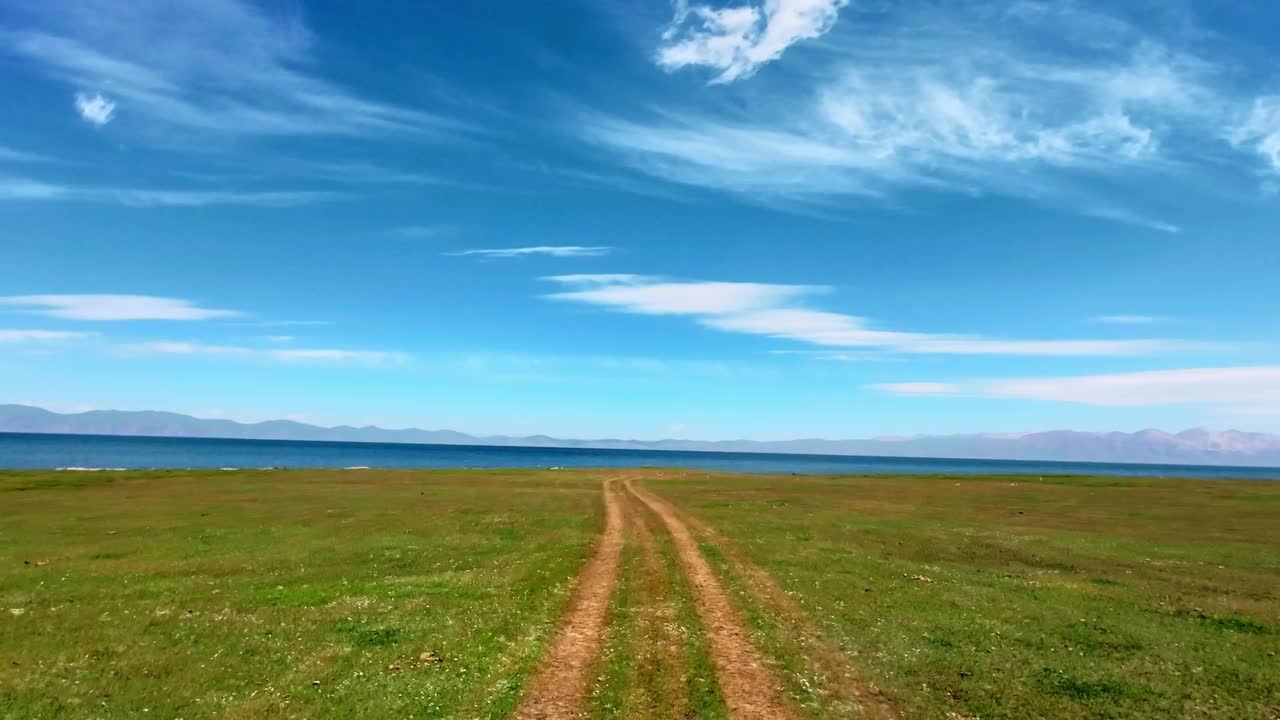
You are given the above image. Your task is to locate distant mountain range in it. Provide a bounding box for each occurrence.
[3,404,1280,467]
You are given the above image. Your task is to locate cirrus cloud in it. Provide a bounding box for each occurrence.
[5,0,456,141]
[0,294,238,321]
[873,366,1280,408]
[116,341,408,366]
[587,1,1280,225]
[658,0,849,83]
[0,329,95,342]
[449,246,613,258]
[543,274,1202,356]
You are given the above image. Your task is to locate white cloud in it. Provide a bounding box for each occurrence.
[74,91,115,126]
[874,382,959,396]
[5,1,453,140]
[118,341,407,366]
[584,3,1262,223]
[105,188,340,208]
[393,225,445,238]
[0,176,69,200]
[1093,315,1162,325]
[0,294,238,321]
[0,329,94,342]
[702,307,1192,356]
[0,177,339,207]
[543,274,651,285]
[267,349,406,364]
[658,0,848,83]
[0,146,48,163]
[450,246,613,258]
[587,43,1203,209]
[229,319,331,328]
[1080,206,1181,234]
[544,274,1199,356]
[1228,96,1280,174]
[275,162,441,186]
[874,366,1280,408]
[546,276,819,315]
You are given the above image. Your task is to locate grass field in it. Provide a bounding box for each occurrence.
[2,467,1278,719]
[0,469,601,719]
[649,471,1280,719]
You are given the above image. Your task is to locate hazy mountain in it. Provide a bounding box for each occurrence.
[3,404,1280,467]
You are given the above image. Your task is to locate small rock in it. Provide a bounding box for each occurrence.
[311,680,320,687]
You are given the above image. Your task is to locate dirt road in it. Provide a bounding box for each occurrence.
[513,478,625,719]
[514,472,884,719]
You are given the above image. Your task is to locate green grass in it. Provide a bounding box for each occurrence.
[0,468,603,719]
[655,512,730,720]
[646,472,1280,720]
[7,467,1278,719]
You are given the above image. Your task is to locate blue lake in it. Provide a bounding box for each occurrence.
[1,432,1278,479]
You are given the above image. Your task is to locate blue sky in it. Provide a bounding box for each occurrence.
[2,0,1279,440]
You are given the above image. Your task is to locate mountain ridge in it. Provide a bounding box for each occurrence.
[3,404,1280,467]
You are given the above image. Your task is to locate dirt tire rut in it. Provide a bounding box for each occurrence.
[625,480,796,720]
[514,477,625,719]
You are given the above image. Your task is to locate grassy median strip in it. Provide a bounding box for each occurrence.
[588,495,729,720]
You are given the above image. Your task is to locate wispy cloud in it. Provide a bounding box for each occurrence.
[1093,315,1163,325]
[583,2,1276,223]
[543,274,650,285]
[873,366,1280,408]
[0,175,340,207]
[0,329,95,343]
[1081,207,1181,234]
[118,341,408,366]
[393,225,446,239]
[0,295,238,321]
[229,319,331,328]
[451,246,613,258]
[268,348,406,364]
[0,176,68,200]
[106,188,340,208]
[658,0,848,83]
[73,90,115,126]
[544,274,1202,356]
[1228,95,1280,175]
[272,161,443,186]
[3,0,456,140]
[547,275,819,314]
[0,146,49,163]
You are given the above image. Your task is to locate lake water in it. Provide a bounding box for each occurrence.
[1,432,1278,479]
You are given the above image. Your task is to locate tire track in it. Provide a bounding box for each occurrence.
[590,487,699,719]
[514,477,625,720]
[625,479,795,720]
[668,475,897,719]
